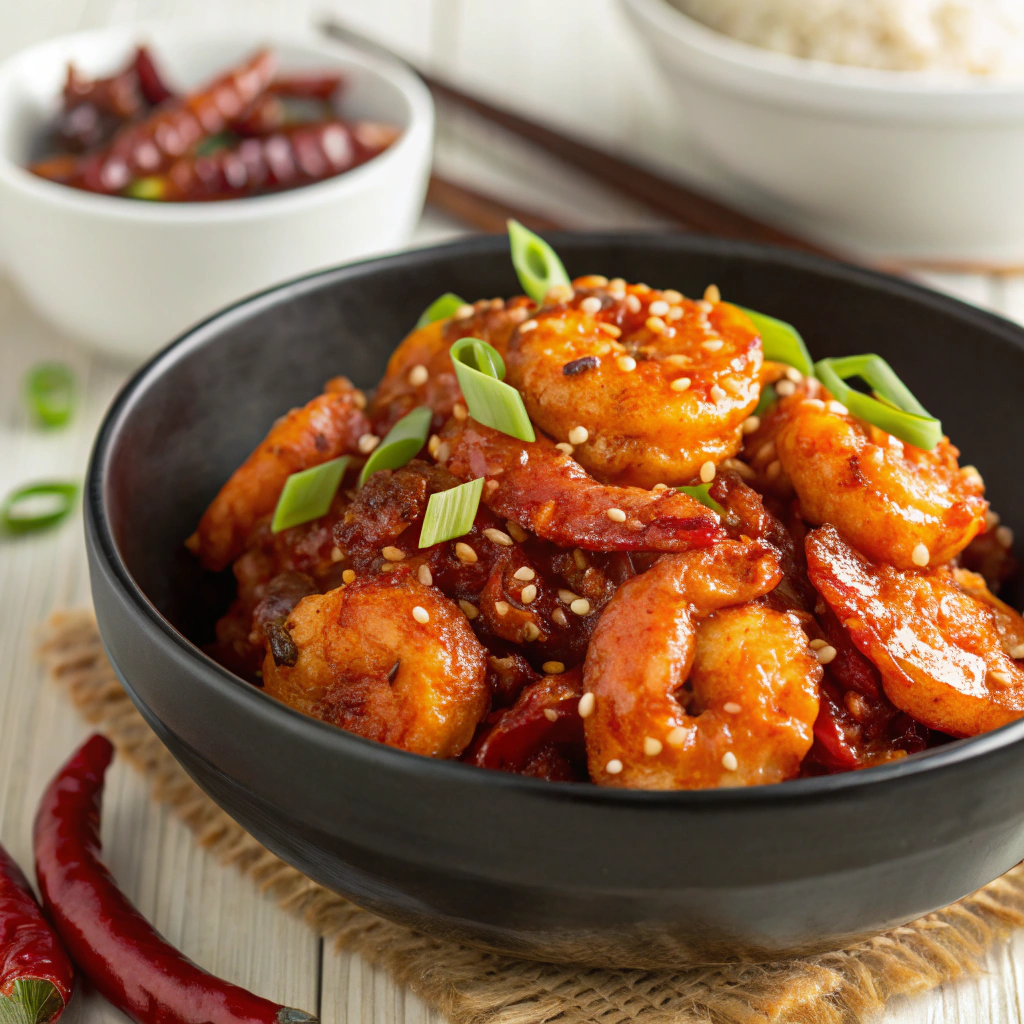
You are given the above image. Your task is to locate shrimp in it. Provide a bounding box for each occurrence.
[442,418,723,552]
[261,574,489,758]
[806,525,1024,737]
[584,539,822,789]
[192,377,369,571]
[504,282,762,488]
[765,382,986,569]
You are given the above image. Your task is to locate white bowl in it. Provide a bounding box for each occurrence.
[620,0,1024,264]
[0,26,433,360]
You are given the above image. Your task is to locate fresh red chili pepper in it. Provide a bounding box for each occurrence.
[33,735,317,1024]
[0,842,74,1024]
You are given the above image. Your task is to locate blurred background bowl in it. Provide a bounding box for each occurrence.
[620,0,1024,265]
[0,24,433,361]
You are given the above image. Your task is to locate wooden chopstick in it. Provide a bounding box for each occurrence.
[427,175,565,234]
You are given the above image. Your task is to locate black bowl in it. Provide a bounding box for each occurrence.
[87,233,1024,968]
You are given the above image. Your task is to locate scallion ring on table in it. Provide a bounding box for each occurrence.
[415,292,467,330]
[814,354,942,451]
[737,307,814,377]
[271,456,350,533]
[677,483,725,517]
[507,219,571,305]
[449,337,535,442]
[24,364,75,428]
[2,482,79,535]
[419,477,485,548]
[357,405,433,488]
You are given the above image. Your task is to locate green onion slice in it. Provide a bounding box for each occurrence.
[508,219,571,304]
[738,307,814,377]
[271,456,350,533]
[25,364,75,428]
[677,483,725,516]
[419,477,484,548]
[358,406,433,488]
[754,383,777,418]
[449,338,535,442]
[123,177,165,201]
[0,978,66,1024]
[2,482,78,535]
[814,354,942,450]
[415,292,467,330]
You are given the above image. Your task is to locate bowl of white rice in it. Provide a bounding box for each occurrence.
[619,0,1024,263]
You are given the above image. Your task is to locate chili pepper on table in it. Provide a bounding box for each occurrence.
[0,842,74,1024]
[33,734,318,1024]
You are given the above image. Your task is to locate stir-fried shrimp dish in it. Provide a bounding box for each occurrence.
[190,224,1020,790]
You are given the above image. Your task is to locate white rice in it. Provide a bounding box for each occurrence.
[673,0,1024,79]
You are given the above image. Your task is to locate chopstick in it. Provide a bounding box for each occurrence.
[427,175,565,234]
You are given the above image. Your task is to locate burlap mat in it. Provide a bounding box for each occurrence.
[37,610,1024,1024]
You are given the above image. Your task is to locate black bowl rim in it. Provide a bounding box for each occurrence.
[87,230,1024,807]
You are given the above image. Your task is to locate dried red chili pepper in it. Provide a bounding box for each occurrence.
[58,57,145,151]
[268,73,344,101]
[0,842,74,1024]
[133,46,175,106]
[33,734,318,1024]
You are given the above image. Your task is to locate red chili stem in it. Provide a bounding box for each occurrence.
[0,842,74,1021]
[33,735,317,1024]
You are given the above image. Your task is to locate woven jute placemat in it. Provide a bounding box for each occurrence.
[38,609,1024,1024]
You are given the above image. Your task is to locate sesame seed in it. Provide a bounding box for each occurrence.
[652,483,670,493]
[523,623,541,641]
[358,433,380,454]
[721,751,738,771]
[435,441,450,464]
[704,284,721,303]
[809,638,828,650]
[455,542,478,563]
[991,670,1014,686]
[507,521,528,543]
[816,645,838,665]
[580,296,603,315]
[962,465,984,486]
[331,546,344,563]
[671,377,692,392]
[558,589,577,604]
[484,527,514,547]
[663,289,683,304]
[667,305,684,321]
[570,598,591,616]
[626,294,641,313]
[646,316,667,334]
[453,402,468,421]
[546,284,574,304]
[723,702,742,714]
[521,584,538,603]
[573,548,588,570]
[513,566,535,581]
[701,339,723,352]
[606,507,627,523]
[648,299,669,317]
[418,564,433,586]
[784,366,803,383]
[666,726,689,746]
[722,377,744,396]
[543,708,559,722]
[543,661,566,674]
[617,355,637,372]
[1011,645,1024,660]
[609,277,627,293]
[578,692,596,717]
[552,608,569,627]
[597,322,622,338]
[710,384,727,403]
[458,599,478,620]
[803,398,826,411]
[485,479,499,495]
[568,425,589,445]
[765,459,783,482]
[427,434,441,458]
[697,300,713,313]
[352,391,368,410]
[382,546,405,562]
[520,319,538,333]
[490,656,514,671]
[997,525,1015,548]
[757,440,777,463]
[699,461,716,483]
[605,759,624,775]
[775,379,796,397]
[827,401,849,416]
[643,737,663,756]
[408,364,429,387]
[342,569,356,584]
[454,303,475,320]
[555,442,574,455]
[494,601,510,616]
[911,543,930,567]
[986,510,1001,529]
[722,457,755,480]
[412,606,430,624]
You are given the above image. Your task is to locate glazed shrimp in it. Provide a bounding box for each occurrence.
[442,418,723,552]
[261,574,489,758]
[192,377,370,571]
[504,282,762,488]
[584,539,822,789]
[806,525,1024,737]
[764,382,986,569]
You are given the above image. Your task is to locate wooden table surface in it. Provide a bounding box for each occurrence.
[3,2,1024,1022]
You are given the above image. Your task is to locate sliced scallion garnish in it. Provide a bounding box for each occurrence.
[738,307,814,377]
[419,477,484,548]
[415,293,467,330]
[754,383,777,418]
[271,456,350,533]
[1,482,78,535]
[814,354,942,450]
[677,483,725,516]
[25,364,75,428]
[0,978,65,1024]
[508,219,571,304]
[358,406,432,487]
[450,337,535,442]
